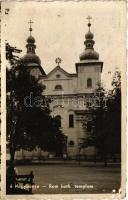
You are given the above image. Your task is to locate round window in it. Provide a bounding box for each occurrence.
[69,140,74,146]
[56,74,61,78]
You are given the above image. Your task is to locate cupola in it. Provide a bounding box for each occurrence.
[21,20,41,65]
[79,16,99,61]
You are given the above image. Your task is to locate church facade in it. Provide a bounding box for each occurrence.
[15,20,103,160]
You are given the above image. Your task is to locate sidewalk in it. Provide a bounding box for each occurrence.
[16,159,121,167]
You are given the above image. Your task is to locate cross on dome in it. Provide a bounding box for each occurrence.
[86,16,92,31]
[79,16,99,61]
[28,20,33,35]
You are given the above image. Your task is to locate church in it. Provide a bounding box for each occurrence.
[16,18,103,160]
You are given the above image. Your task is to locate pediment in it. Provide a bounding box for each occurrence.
[47,66,70,79]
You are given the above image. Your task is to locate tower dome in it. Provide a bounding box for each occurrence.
[21,53,41,65]
[80,49,99,60]
[79,18,99,61]
[21,22,41,65]
[85,31,94,39]
[27,35,35,43]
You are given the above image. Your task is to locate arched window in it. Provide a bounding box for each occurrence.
[87,121,92,132]
[87,78,92,88]
[69,114,74,128]
[55,115,61,127]
[87,43,92,48]
[55,85,63,90]
[28,47,33,52]
[69,140,74,146]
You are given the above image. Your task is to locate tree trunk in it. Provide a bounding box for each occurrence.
[94,154,97,164]
[9,143,16,164]
[7,143,16,193]
[104,153,107,167]
[78,148,81,165]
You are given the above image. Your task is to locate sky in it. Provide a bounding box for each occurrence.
[2,1,126,88]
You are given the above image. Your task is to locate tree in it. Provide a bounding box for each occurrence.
[6,42,22,65]
[7,65,46,160]
[105,71,121,158]
[85,84,109,166]
[6,44,65,165]
[82,73,121,167]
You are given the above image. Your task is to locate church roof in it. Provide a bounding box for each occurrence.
[21,33,41,65]
[20,22,46,76]
[79,19,99,61]
[80,49,99,60]
[46,65,77,78]
[27,35,35,43]
[21,52,41,65]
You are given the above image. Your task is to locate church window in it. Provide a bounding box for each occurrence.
[87,43,92,48]
[87,78,92,88]
[28,47,33,52]
[55,115,61,127]
[56,74,61,78]
[43,84,46,90]
[69,114,74,128]
[55,85,63,90]
[69,140,74,146]
[87,121,92,132]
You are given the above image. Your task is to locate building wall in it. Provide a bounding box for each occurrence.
[14,61,102,159]
[77,63,102,93]
[42,71,77,95]
[39,61,102,157]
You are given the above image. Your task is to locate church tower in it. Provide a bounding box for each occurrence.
[76,17,103,93]
[21,20,46,79]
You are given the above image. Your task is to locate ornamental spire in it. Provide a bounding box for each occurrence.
[79,16,99,61]
[26,20,36,54]
[28,20,33,36]
[86,16,92,32]
[55,57,62,67]
[84,16,94,50]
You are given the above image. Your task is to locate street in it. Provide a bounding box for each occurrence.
[17,162,121,194]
